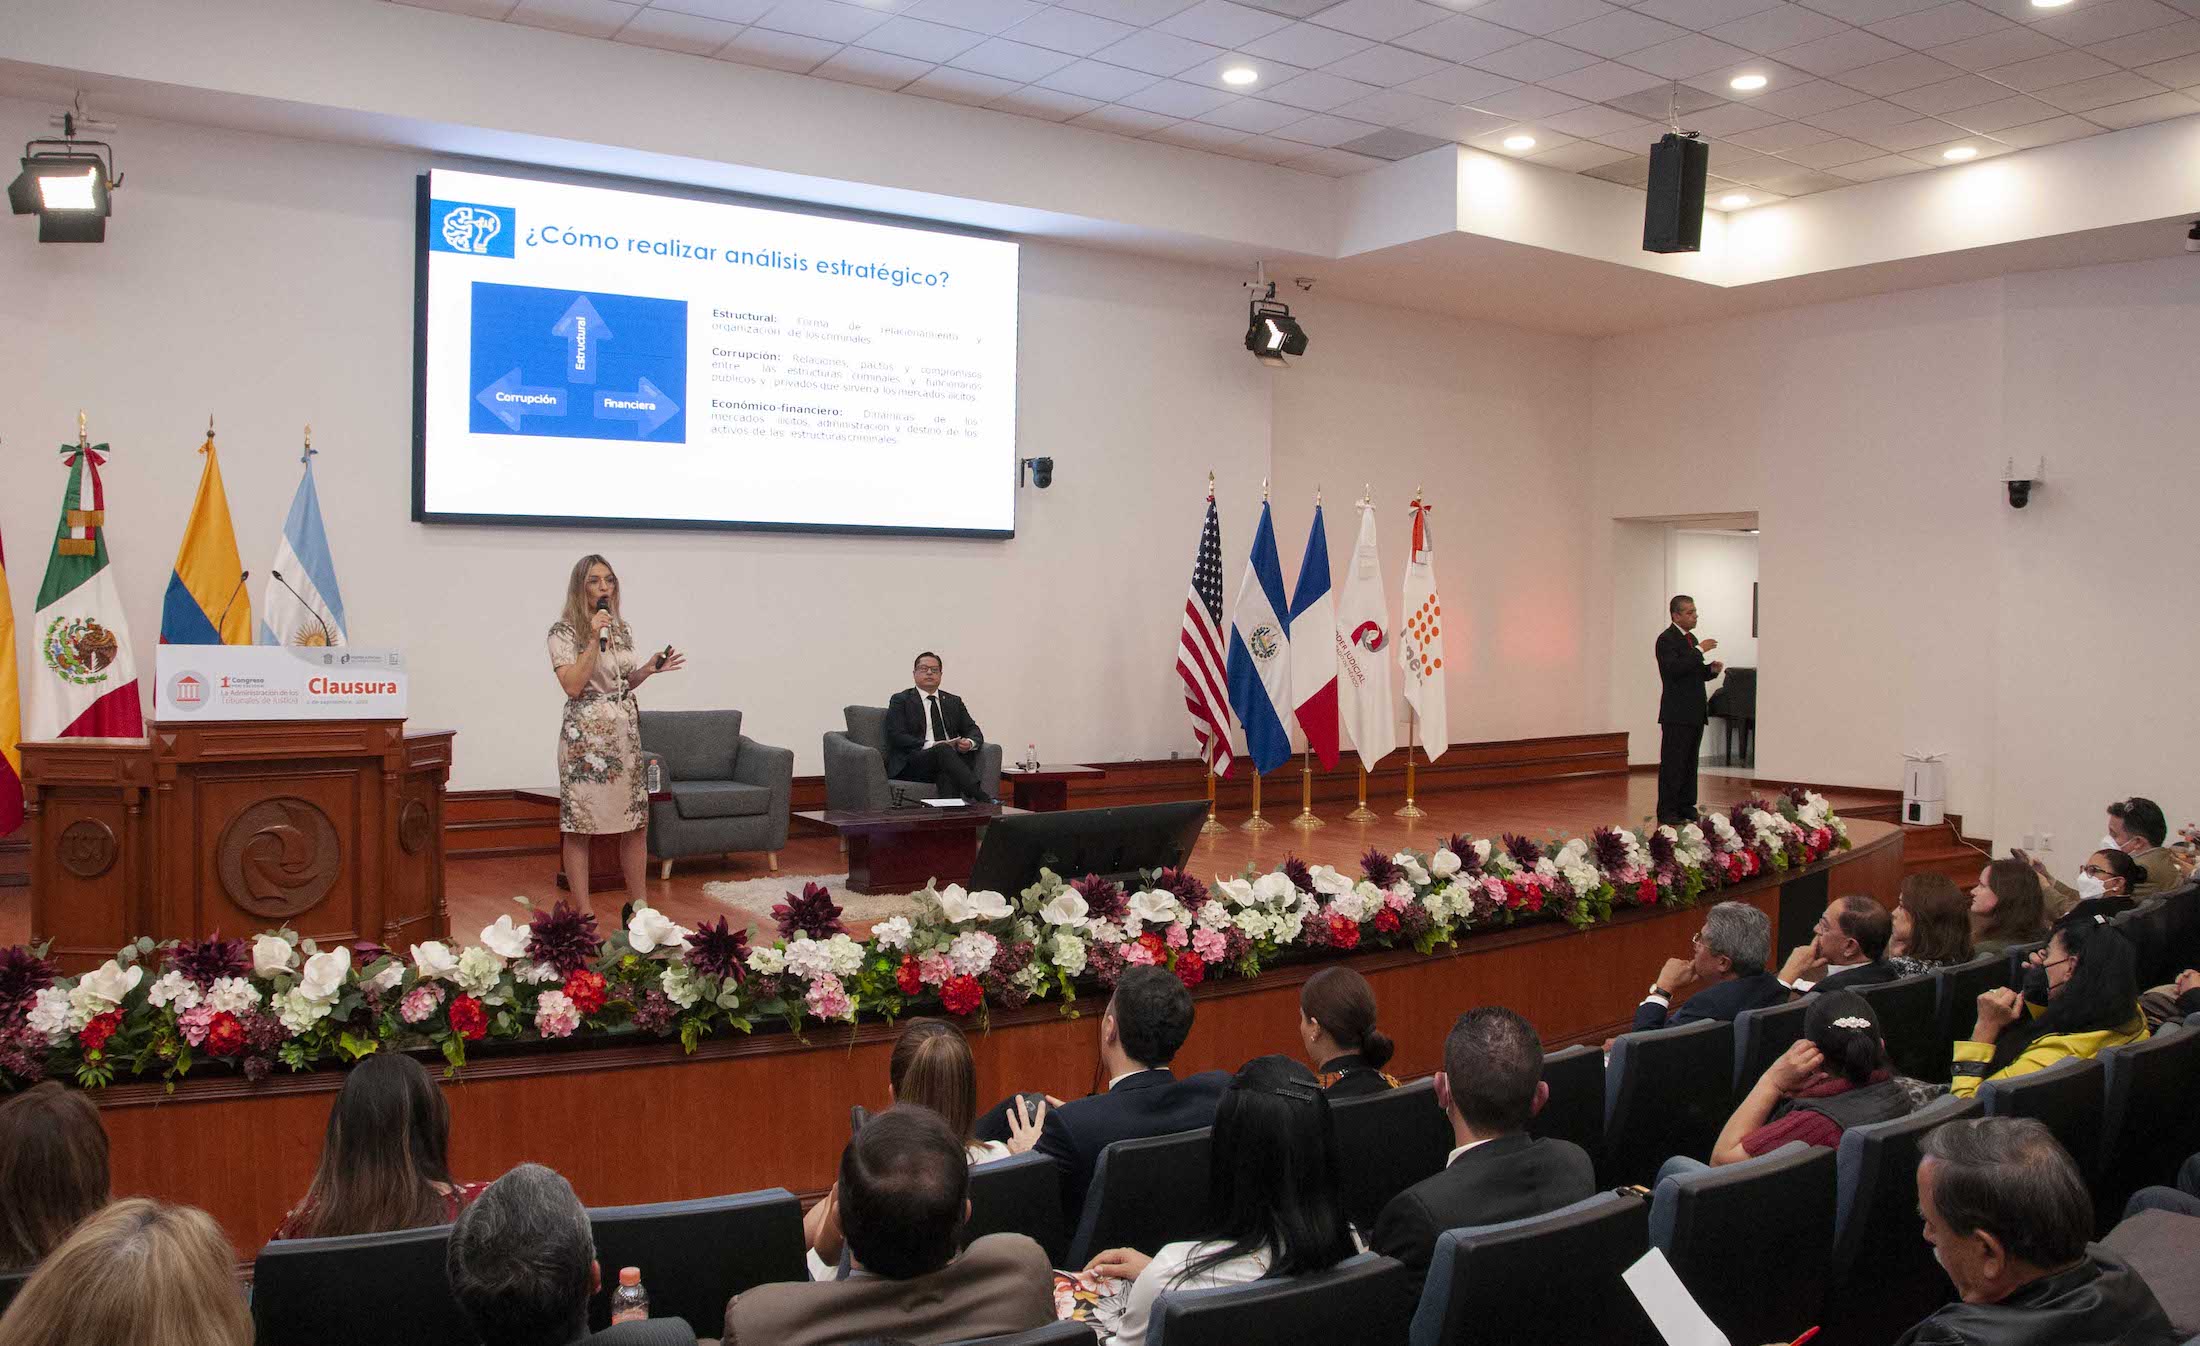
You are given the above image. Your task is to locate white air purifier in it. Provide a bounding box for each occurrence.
[1903,753,1947,826]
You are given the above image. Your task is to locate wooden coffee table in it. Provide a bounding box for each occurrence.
[517,786,670,891]
[1001,763,1108,812]
[794,802,1027,894]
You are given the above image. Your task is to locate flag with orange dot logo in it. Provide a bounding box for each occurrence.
[1397,496,1447,761]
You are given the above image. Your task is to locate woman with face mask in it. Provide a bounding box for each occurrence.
[1949,918,2144,1098]
[2058,848,2142,925]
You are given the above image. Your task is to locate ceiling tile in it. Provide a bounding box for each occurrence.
[1281,145,1392,173]
[1307,0,1454,40]
[1702,141,1789,173]
[715,24,842,68]
[1093,27,1227,72]
[1004,7,1136,53]
[1864,1,2011,48]
[1401,64,1522,98]
[904,65,1024,100]
[1688,99,1785,131]
[2031,0,2189,48]
[1211,132,1303,160]
[1054,0,1199,27]
[1939,90,2062,128]
[1070,104,1179,132]
[1392,13,1527,59]
[1635,0,1785,25]
[1259,67,1384,106]
[1465,121,1580,152]
[1539,58,1671,99]
[1710,186,1791,208]
[1468,38,1602,79]
[1748,74,1875,113]
[2139,49,2200,83]
[614,8,743,52]
[1585,153,1652,185]
[1322,42,1453,82]
[1741,167,1846,194]
[1627,33,1756,77]
[397,0,520,17]
[1774,26,1906,73]
[1841,51,1963,93]
[1180,52,1309,87]
[1679,56,1811,95]
[756,0,891,41]
[813,44,934,85]
[1337,126,1456,156]
[1829,151,1930,178]
[1474,83,1590,117]
[1273,110,1388,142]
[1775,131,1883,162]
[1550,8,1690,56]
[651,0,777,21]
[986,84,1104,117]
[1470,0,1619,35]
[1987,112,2102,145]
[858,14,984,58]
[1801,94,1916,130]
[1154,0,1296,45]
[1146,118,1253,147]
[1198,93,1311,127]
[1242,20,1374,63]
[902,0,1043,33]
[1403,104,1516,137]
[1853,114,1966,147]
[1544,102,1660,135]
[1527,138,1636,168]
[506,0,638,38]
[1792,0,1940,21]
[2032,68,2169,109]
[1982,48,2118,90]
[951,35,1077,77]
[2085,86,2200,122]
[1885,72,2007,112]
[1707,4,1850,52]
[1118,76,1240,112]
[1724,117,1840,147]
[1592,122,1667,148]
[1332,86,1454,120]
[1606,82,1730,115]
[1926,25,2063,71]
[1896,133,2012,163]
[2090,18,2200,65]
[1035,57,1161,95]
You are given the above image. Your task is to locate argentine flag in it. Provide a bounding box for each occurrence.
[1224,499,1296,776]
[259,448,348,647]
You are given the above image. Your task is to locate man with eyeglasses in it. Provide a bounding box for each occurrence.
[1777,895,1898,996]
[2029,797,2180,916]
[1632,900,1786,1031]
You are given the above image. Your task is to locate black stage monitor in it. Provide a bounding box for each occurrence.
[968,800,1211,894]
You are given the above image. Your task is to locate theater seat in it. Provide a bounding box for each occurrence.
[0,1268,28,1320]
[2095,1025,2200,1228]
[1530,1044,1604,1158]
[1149,1252,1411,1346]
[1978,1056,2104,1167]
[252,1224,479,1346]
[1065,1128,1212,1269]
[1407,1191,1657,1346]
[1828,1093,1978,1342]
[586,1188,808,1336]
[1934,956,2006,1056]
[1650,1141,1837,1346]
[967,1150,1071,1268]
[1857,970,1944,1082]
[948,1323,1100,1346]
[1330,1078,1452,1233]
[1731,998,1809,1094]
[1603,1018,1735,1186]
[2002,940,2047,989]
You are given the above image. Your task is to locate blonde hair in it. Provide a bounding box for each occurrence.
[557,554,627,649]
[0,1198,250,1346]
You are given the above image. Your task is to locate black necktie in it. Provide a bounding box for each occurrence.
[928,695,947,744]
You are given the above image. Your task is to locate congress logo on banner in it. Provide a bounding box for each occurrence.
[431,200,515,258]
[42,615,122,686]
[166,670,209,712]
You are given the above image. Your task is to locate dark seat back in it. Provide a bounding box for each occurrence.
[1651,1142,1837,1346]
[1978,1055,2105,1162]
[0,1268,28,1320]
[587,1188,807,1336]
[1530,1044,1604,1158]
[967,1150,1072,1267]
[1858,971,1945,1083]
[1935,956,2006,1055]
[1330,1078,1452,1233]
[948,1324,1101,1346]
[2002,940,2047,989]
[1151,1252,1412,1346]
[1732,998,1810,1094]
[1603,1019,1735,1186]
[1066,1128,1212,1268]
[1828,1093,1978,1341]
[2096,1024,2200,1225]
[2112,900,2173,989]
[1408,1192,1657,1346]
[252,1224,479,1346]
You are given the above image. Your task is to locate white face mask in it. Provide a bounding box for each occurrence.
[2075,872,2107,901]
[2100,834,2120,853]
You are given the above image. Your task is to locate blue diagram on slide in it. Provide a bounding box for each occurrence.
[468,282,687,443]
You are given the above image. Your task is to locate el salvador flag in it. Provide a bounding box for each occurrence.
[259,450,348,647]
[1224,500,1297,776]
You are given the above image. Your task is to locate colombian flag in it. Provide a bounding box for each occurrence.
[160,434,251,644]
[0,526,22,836]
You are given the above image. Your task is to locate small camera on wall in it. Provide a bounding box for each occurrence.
[1021,456,1054,489]
[2002,456,2043,509]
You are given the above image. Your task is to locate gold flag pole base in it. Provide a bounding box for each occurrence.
[1290,752,1324,831]
[1200,768,1226,836]
[1345,767,1377,822]
[1394,715,1427,819]
[1241,771,1274,832]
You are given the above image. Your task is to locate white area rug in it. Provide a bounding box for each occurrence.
[699,874,926,926]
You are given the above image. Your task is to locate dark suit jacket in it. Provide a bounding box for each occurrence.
[885,687,984,778]
[1370,1132,1597,1297]
[722,1233,1053,1346]
[1318,1054,1395,1098]
[1034,1067,1230,1227]
[1633,971,1787,1031]
[576,1320,699,1346]
[1892,1248,2180,1346]
[1811,960,1902,994]
[1656,624,1719,726]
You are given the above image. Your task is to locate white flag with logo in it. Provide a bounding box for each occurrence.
[1397,496,1447,762]
[1333,502,1397,775]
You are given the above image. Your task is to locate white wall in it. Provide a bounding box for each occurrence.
[1672,531,1759,674]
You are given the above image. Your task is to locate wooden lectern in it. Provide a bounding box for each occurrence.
[20,720,453,971]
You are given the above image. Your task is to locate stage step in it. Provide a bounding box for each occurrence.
[1899,817,1991,886]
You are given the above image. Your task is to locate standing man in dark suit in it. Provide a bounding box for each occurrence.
[1656,594,1725,825]
[1370,1006,1596,1298]
[886,651,992,803]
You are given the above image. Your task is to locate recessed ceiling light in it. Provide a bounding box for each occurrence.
[1719,193,1751,208]
[1728,73,1767,91]
[1221,65,1258,86]
[1502,134,1536,150]
[1943,145,1978,160]
[2030,0,2072,7]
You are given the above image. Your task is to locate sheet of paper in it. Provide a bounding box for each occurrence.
[1622,1248,1731,1346]
[919,797,966,808]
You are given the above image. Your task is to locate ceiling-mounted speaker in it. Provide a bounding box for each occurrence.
[1643,131,1708,254]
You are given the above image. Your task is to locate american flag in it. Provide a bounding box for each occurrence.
[1177,489,1236,776]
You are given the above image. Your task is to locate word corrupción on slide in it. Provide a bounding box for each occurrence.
[520,227,956,288]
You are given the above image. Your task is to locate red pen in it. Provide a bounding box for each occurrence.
[1789,1328,1821,1346]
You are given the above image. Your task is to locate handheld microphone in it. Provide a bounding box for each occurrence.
[270,570,335,646]
[595,596,612,652]
[215,570,250,636]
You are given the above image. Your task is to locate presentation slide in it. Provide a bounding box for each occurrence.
[414,168,1020,535]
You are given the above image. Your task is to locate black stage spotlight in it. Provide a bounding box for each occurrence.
[1245,294,1309,368]
[9,112,121,243]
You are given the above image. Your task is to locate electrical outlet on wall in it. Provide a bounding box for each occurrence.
[2042,832,2053,854]
[2021,830,2037,851]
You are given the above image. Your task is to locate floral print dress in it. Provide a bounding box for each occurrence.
[548,620,646,835]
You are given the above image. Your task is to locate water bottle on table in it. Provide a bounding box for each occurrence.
[610,1266,649,1323]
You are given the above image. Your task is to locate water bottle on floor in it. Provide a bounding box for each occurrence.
[610,1266,648,1323]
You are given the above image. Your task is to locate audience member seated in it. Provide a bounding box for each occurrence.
[723,1107,1053,1346]
[1709,990,1927,1166]
[1951,919,2144,1097]
[0,1081,110,1273]
[1020,965,1230,1227]
[2126,1153,2200,1221]
[1887,873,1976,977]
[808,1017,1045,1263]
[1897,1117,2179,1346]
[2138,966,2200,1031]
[1633,900,1786,1031]
[1778,895,1897,995]
[1969,860,2049,958]
[1296,966,1398,1097]
[272,1052,488,1240]
[446,1164,693,1346]
[1083,1055,1358,1346]
[0,1198,250,1346]
[1370,1007,1596,1297]
[2053,848,2143,926]
[2035,796,2181,913]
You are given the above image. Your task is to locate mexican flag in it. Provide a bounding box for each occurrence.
[26,444,143,741]
[0,526,21,835]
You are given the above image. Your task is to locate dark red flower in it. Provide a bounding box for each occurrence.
[1070,875,1128,923]
[0,945,58,1018]
[527,902,602,975]
[940,975,985,1016]
[1173,949,1206,988]
[562,968,608,1016]
[204,1011,247,1056]
[1281,856,1315,895]
[1327,912,1361,950]
[1372,907,1401,935]
[683,917,750,984]
[162,936,248,989]
[772,883,846,941]
[896,956,922,996]
[447,995,488,1041]
[1150,868,1210,911]
[1520,887,1545,914]
[1636,878,1659,906]
[1360,848,1404,888]
[78,1009,123,1053]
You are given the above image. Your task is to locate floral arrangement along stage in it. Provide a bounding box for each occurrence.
[0,791,1847,1091]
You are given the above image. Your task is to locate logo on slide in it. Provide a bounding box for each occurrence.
[430,200,515,258]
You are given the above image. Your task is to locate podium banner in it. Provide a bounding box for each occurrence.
[156,646,407,721]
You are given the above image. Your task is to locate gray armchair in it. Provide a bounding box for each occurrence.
[638,709,793,879]
[822,705,1003,812]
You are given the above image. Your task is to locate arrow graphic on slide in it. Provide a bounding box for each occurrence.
[594,378,680,436]
[475,368,570,431]
[551,295,613,385]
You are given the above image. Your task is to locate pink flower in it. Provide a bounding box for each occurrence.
[1191,927,1227,961]
[177,1004,219,1047]
[805,974,854,1020]
[1384,889,1412,911]
[534,990,581,1039]
[1164,922,1190,949]
[1123,939,1161,967]
[399,982,445,1024]
[1481,876,1507,903]
[916,952,954,988]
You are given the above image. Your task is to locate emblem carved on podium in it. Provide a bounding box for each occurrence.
[218,798,341,919]
[398,800,432,856]
[57,820,119,879]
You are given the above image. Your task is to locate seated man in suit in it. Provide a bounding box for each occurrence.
[1371,1006,1596,1298]
[1898,1117,2179,1346]
[1778,895,1898,996]
[1633,900,1786,1031]
[723,1107,1052,1346]
[446,1164,694,1346]
[886,651,992,803]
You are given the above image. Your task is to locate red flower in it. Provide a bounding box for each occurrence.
[447,995,488,1041]
[562,968,608,1017]
[1503,882,1530,910]
[940,975,984,1017]
[1520,887,1545,913]
[204,1011,247,1056]
[78,1009,123,1053]
[895,956,922,996]
[1636,878,1659,906]
[1173,949,1206,988]
[1327,913,1361,950]
[1372,907,1401,935]
[1137,932,1170,964]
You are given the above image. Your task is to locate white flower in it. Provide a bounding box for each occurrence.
[1039,891,1090,928]
[454,946,505,996]
[27,986,73,1044]
[1236,909,1273,942]
[1129,889,1186,929]
[298,947,352,1001]
[949,930,1000,976]
[873,916,915,951]
[363,961,405,994]
[966,890,1012,920]
[1086,919,1124,946]
[1050,932,1088,977]
[627,906,692,955]
[1472,839,1493,865]
[1330,887,1371,924]
[1212,878,1255,906]
[252,935,297,978]
[411,941,459,980]
[206,976,262,1014]
[275,987,336,1034]
[515,959,563,985]
[1430,848,1462,879]
[479,915,532,960]
[1196,899,1233,931]
[747,945,787,976]
[936,885,1011,924]
[660,964,702,1009]
[1393,853,1431,886]
[826,934,866,979]
[1252,871,1299,905]
[147,970,202,1012]
[1310,865,1354,896]
[76,959,143,1008]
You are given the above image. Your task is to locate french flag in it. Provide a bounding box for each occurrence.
[1225,499,1296,776]
[1288,502,1340,771]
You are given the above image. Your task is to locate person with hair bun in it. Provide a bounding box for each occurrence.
[1296,966,1398,1097]
[1708,990,1927,1166]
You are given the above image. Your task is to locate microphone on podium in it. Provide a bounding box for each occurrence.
[595,596,611,652]
[270,570,335,646]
